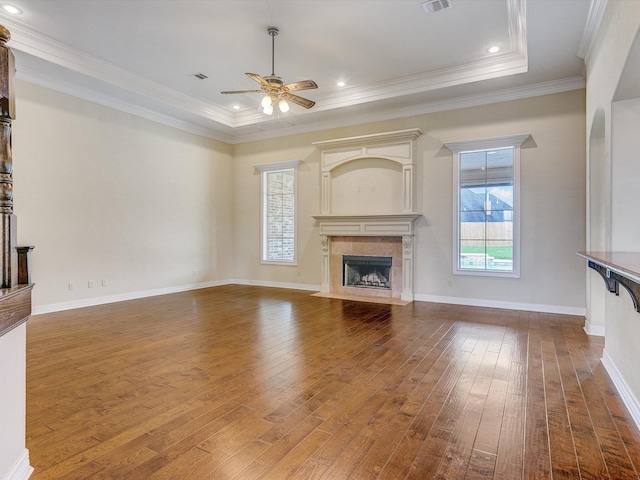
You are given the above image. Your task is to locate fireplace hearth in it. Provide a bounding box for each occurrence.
[343,255,392,290]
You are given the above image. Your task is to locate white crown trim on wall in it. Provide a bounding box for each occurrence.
[577,0,608,62]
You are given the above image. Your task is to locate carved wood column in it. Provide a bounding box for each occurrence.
[0,25,34,341]
[401,235,414,302]
[320,235,330,292]
[0,25,16,288]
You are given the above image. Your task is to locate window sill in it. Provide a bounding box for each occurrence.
[453,268,520,279]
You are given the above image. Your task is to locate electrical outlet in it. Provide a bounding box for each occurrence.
[68,282,74,291]
[88,280,94,288]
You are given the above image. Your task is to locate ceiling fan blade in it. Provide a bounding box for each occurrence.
[246,73,269,87]
[282,92,315,109]
[283,80,318,92]
[221,89,263,95]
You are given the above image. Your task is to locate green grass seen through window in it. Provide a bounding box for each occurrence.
[460,246,513,260]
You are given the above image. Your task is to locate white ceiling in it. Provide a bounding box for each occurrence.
[0,0,600,143]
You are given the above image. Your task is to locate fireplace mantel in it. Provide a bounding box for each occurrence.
[312,214,421,237]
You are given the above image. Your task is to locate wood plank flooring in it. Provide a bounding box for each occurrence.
[26,285,640,479]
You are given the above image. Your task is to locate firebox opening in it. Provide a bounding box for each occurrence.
[343,255,392,290]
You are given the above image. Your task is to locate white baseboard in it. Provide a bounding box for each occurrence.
[32,280,232,315]
[33,280,322,315]
[602,349,640,431]
[33,280,584,318]
[5,449,33,480]
[583,319,605,336]
[231,279,321,292]
[413,293,586,316]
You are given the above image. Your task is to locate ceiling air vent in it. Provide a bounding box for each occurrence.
[191,73,208,80]
[421,0,452,14]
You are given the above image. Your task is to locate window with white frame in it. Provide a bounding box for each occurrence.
[255,160,300,264]
[445,134,528,278]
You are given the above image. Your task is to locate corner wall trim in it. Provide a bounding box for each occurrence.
[602,349,640,431]
[583,319,605,336]
[414,293,586,316]
[5,449,33,480]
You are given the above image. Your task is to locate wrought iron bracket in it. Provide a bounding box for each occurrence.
[587,260,640,313]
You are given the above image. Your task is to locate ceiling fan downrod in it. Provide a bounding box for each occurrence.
[268,27,279,76]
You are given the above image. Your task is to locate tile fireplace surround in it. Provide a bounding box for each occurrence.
[312,129,423,302]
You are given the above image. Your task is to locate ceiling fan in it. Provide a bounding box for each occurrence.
[221,27,317,115]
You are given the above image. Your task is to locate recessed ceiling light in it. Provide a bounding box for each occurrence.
[232,105,240,110]
[1,4,22,14]
[337,81,346,87]
[487,45,501,54]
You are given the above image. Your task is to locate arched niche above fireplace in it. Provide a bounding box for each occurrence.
[312,128,423,215]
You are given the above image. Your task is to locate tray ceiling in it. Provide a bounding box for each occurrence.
[0,0,599,143]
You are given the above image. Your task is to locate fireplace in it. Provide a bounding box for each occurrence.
[325,235,403,300]
[343,255,392,289]
[312,129,423,303]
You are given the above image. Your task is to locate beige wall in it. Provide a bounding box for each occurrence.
[12,80,235,309]
[10,81,585,313]
[586,1,640,416]
[233,90,586,311]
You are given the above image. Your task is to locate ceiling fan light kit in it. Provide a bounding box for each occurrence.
[221,26,317,116]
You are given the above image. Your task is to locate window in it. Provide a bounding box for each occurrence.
[255,160,300,264]
[445,134,528,277]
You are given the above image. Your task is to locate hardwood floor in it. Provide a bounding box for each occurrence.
[26,285,640,479]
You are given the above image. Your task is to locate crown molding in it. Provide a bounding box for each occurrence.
[0,15,235,127]
[0,0,528,131]
[508,0,527,56]
[230,76,585,144]
[1,0,583,145]
[17,68,581,146]
[16,66,234,143]
[233,50,528,127]
[577,0,608,62]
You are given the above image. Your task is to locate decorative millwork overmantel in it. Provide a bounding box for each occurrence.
[578,252,640,313]
[312,129,423,302]
[312,128,423,215]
